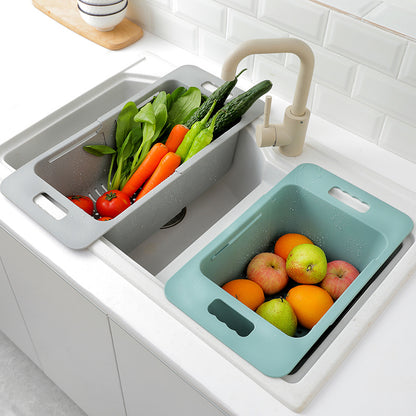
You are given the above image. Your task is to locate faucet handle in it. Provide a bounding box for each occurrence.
[256,95,276,147]
[263,95,272,128]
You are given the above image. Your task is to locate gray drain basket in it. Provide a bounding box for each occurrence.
[0,66,265,249]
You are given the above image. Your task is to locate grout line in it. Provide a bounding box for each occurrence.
[394,40,409,80]
[363,1,385,17]
[376,114,388,146]
[308,0,416,41]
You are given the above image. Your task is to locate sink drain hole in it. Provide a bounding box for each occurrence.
[160,207,187,229]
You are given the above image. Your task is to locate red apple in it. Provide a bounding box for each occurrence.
[320,260,360,300]
[247,252,288,295]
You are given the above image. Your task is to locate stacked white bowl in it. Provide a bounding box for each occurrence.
[77,0,128,32]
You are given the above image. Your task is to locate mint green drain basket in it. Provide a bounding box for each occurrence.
[165,164,413,377]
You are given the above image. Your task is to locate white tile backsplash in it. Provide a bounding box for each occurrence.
[145,3,198,52]
[199,29,254,77]
[379,117,416,162]
[227,9,288,43]
[365,3,416,39]
[258,0,329,44]
[151,0,170,7]
[324,12,407,76]
[253,56,314,109]
[311,0,382,17]
[286,42,356,94]
[313,85,385,141]
[175,0,227,35]
[227,10,287,64]
[398,42,416,86]
[353,67,416,127]
[130,0,416,164]
[215,0,258,15]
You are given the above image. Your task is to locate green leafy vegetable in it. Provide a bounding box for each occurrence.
[83,145,116,157]
[167,87,201,127]
[166,86,187,112]
[109,125,143,190]
[83,86,202,191]
[115,102,139,149]
[129,92,168,178]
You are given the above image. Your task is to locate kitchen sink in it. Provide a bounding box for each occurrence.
[1,62,414,412]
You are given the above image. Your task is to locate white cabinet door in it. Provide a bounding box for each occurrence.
[0,229,126,416]
[111,320,225,416]
[0,228,39,365]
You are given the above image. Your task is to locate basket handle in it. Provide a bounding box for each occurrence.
[289,163,413,238]
[1,169,113,249]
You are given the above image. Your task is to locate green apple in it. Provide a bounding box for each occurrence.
[256,298,297,336]
[286,243,327,284]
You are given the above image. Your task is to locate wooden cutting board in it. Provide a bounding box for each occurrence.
[32,0,143,50]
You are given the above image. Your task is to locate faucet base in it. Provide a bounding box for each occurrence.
[256,105,311,156]
[277,106,310,157]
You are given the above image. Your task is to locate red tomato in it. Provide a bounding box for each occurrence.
[96,190,131,218]
[98,217,112,221]
[67,195,94,215]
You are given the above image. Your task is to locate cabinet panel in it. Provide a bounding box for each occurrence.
[0,230,39,365]
[0,229,125,416]
[111,320,225,416]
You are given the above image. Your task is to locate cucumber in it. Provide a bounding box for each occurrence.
[210,79,272,139]
[184,69,247,128]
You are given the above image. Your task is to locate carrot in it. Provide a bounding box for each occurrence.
[165,124,189,152]
[135,152,181,201]
[121,143,169,198]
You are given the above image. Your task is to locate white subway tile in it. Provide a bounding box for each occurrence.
[150,0,170,8]
[398,42,416,87]
[199,30,254,76]
[215,0,258,16]
[324,12,407,76]
[146,6,198,53]
[286,41,356,94]
[313,85,384,141]
[352,67,416,127]
[227,11,288,64]
[253,56,314,107]
[127,1,152,29]
[175,0,227,34]
[228,10,288,42]
[312,0,382,17]
[259,0,329,44]
[379,117,416,163]
[365,3,416,40]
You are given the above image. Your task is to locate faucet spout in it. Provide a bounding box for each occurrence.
[221,38,315,156]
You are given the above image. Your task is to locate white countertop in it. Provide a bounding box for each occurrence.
[2,3,416,415]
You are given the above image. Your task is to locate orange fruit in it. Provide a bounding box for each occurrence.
[286,285,333,329]
[274,233,313,260]
[222,279,265,310]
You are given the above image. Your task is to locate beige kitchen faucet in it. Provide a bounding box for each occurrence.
[222,38,315,156]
